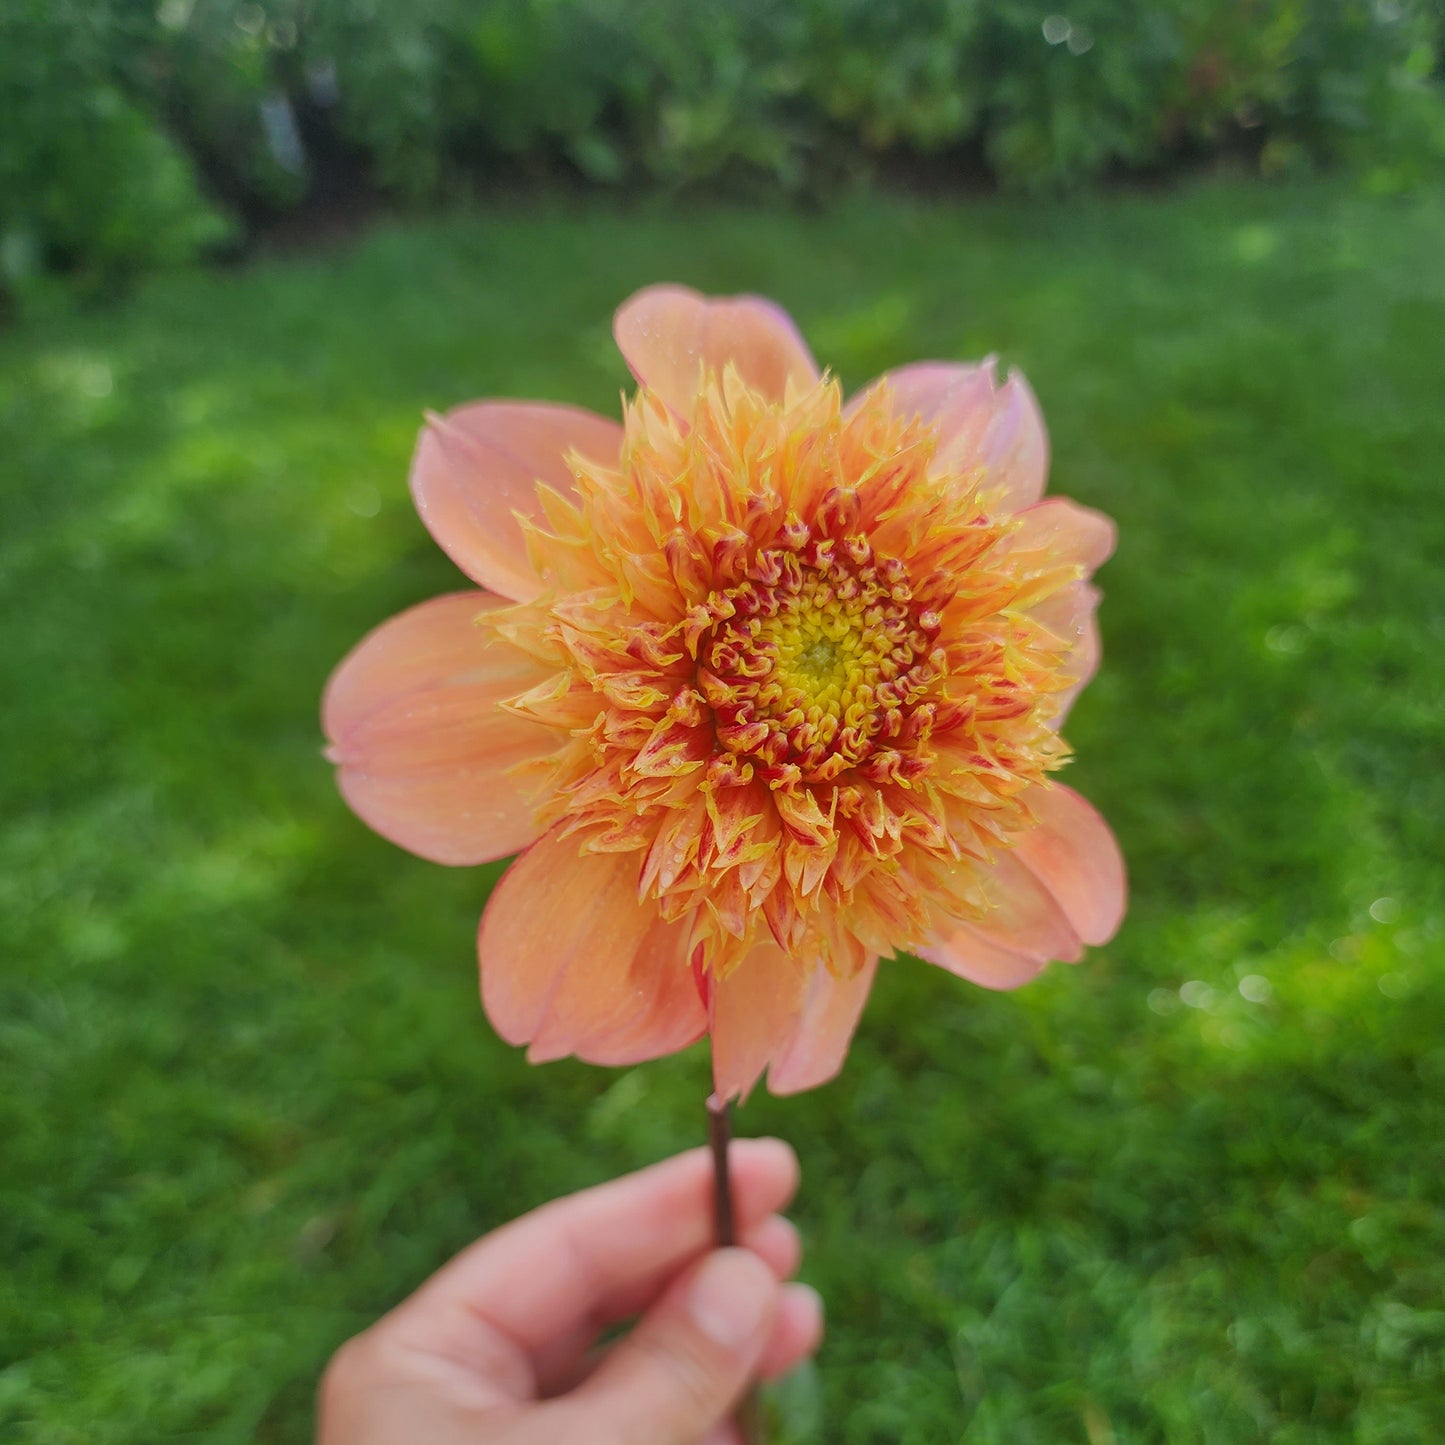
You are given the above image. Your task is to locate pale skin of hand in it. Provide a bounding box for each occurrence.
[317,1140,823,1445]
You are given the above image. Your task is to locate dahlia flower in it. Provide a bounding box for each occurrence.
[323,285,1125,1100]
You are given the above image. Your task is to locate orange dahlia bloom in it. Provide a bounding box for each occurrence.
[323,286,1125,1100]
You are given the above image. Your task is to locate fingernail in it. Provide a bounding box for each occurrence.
[688,1248,773,1349]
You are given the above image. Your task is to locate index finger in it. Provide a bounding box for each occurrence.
[394,1139,799,1362]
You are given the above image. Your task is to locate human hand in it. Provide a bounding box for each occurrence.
[317,1139,822,1445]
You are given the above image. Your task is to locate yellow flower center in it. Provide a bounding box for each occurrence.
[764,586,877,703]
[701,529,945,784]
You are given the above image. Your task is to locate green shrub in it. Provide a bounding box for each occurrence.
[152,0,309,210]
[301,0,1445,195]
[0,1,230,302]
[801,0,985,154]
[3,0,1441,297]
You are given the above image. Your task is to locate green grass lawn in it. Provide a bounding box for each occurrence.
[2,178,1443,1444]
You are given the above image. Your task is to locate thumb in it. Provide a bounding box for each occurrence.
[554,1247,778,1444]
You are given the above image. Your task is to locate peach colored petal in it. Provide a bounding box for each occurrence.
[411,402,623,602]
[767,955,879,1096]
[917,848,1081,989]
[710,940,809,1102]
[964,365,1049,512]
[916,927,1051,991]
[1035,582,1101,726]
[614,285,819,417]
[972,851,1085,963]
[1010,498,1113,725]
[920,786,1124,989]
[530,910,707,1068]
[479,826,706,1064]
[855,358,1049,512]
[848,359,994,428]
[323,591,556,865]
[1012,496,1116,572]
[1013,783,1127,947]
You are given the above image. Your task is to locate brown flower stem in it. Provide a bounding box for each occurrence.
[706,1093,762,1445]
[706,1093,739,1246]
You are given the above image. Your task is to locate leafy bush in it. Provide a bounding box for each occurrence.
[298,0,1442,193]
[0,1,230,301]
[3,0,1441,298]
[152,0,310,210]
[801,0,986,154]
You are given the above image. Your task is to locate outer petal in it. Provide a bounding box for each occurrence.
[917,928,1052,991]
[1012,496,1116,573]
[323,591,556,866]
[1037,582,1102,725]
[479,826,707,1065]
[410,402,623,602]
[918,850,1082,989]
[1012,497,1116,724]
[919,784,1125,989]
[614,285,819,417]
[1013,783,1126,947]
[856,358,1049,512]
[710,940,809,1102]
[848,360,994,429]
[767,956,879,1096]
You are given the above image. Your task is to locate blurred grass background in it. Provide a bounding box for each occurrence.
[2,175,1443,1442]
